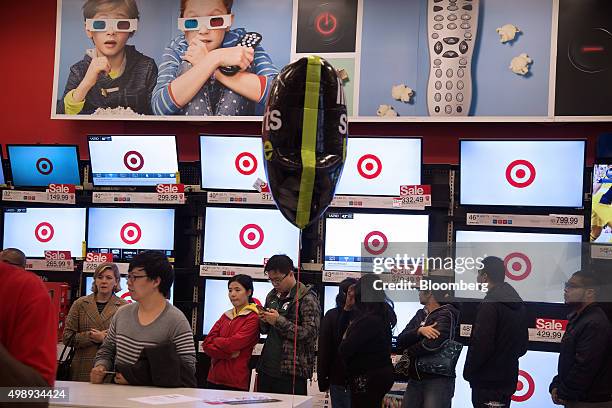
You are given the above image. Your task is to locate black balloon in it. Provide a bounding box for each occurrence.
[262,56,348,229]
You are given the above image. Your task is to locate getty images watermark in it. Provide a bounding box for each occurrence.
[371,273,489,294]
[370,253,489,294]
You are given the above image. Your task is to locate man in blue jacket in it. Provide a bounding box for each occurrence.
[549,271,612,407]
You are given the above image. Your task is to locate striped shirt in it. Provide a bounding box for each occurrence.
[152,28,279,115]
[95,302,196,374]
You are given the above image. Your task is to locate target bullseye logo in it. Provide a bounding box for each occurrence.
[34,222,54,243]
[505,160,536,188]
[364,231,388,255]
[357,154,383,179]
[239,224,264,250]
[315,11,337,36]
[123,151,145,172]
[512,370,535,402]
[235,152,258,175]
[120,222,142,245]
[503,252,532,281]
[36,158,54,175]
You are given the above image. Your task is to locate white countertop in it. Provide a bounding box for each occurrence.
[51,381,312,408]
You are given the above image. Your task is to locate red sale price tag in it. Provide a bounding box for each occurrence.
[48,184,76,194]
[44,250,72,260]
[399,185,432,197]
[156,184,185,194]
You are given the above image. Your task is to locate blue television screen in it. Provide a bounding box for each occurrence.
[7,145,80,187]
[0,145,5,185]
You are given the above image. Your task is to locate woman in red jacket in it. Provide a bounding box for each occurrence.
[202,274,260,391]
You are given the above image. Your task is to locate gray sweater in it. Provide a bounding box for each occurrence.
[95,302,195,374]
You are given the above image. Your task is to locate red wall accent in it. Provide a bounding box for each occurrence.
[1,1,609,164]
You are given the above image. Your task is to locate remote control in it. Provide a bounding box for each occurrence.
[426,0,479,116]
[219,32,263,76]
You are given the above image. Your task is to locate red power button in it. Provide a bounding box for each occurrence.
[315,12,337,36]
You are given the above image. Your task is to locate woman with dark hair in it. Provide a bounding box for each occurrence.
[397,277,460,408]
[201,274,260,391]
[338,274,397,408]
[317,278,358,408]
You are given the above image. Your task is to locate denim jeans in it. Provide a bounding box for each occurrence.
[330,384,351,408]
[402,377,455,408]
[471,388,512,408]
[178,62,254,116]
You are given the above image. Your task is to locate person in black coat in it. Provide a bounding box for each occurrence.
[549,271,612,407]
[317,278,357,408]
[397,278,460,408]
[463,256,528,408]
[338,274,396,408]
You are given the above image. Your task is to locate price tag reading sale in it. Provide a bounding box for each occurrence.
[528,318,567,343]
[155,184,185,204]
[46,184,76,204]
[395,185,432,208]
[2,185,76,205]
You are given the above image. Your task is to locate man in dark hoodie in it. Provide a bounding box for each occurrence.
[549,271,612,407]
[463,256,528,408]
[257,255,321,395]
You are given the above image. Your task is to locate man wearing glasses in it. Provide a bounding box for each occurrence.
[256,255,321,395]
[91,251,195,386]
[549,271,612,407]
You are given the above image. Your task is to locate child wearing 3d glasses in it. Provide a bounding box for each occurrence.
[58,0,158,115]
[152,0,279,116]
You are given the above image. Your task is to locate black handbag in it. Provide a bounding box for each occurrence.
[56,333,76,381]
[394,307,463,378]
[416,310,463,377]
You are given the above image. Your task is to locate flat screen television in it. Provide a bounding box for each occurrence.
[200,135,267,191]
[323,284,422,337]
[455,229,582,303]
[335,137,422,196]
[7,145,80,187]
[590,163,612,243]
[0,145,5,185]
[453,350,558,407]
[84,275,174,304]
[324,212,429,272]
[2,207,86,257]
[87,207,175,261]
[203,207,300,266]
[460,140,585,207]
[88,135,178,186]
[202,278,272,335]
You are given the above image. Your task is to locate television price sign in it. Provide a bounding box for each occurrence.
[200,264,267,279]
[206,191,274,205]
[26,258,75,272]
[467,213,584,229]
[2,184,76,204]
[394,185,431,208]
[528,318,567,343]
[92,186,185,204]
[156,184,185,203]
